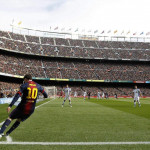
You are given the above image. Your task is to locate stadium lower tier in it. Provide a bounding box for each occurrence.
[0,52,150,81]
[0,81,150,98]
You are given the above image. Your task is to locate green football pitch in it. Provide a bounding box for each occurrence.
[0,97,150,150]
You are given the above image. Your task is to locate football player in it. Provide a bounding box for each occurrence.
[133,85,142,107]
[0,74,48,138]
[62,85,72,107]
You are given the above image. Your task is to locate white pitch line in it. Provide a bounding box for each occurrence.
[0,141,150,145]
[0,121,4,126]
[35,98,55,109]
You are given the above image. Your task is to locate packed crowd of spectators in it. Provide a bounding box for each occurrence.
[0,30,150,60]
[0,53,150,81]
[0,54,45,78]
[0,81,20,98]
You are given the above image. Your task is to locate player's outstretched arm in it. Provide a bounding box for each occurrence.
[40,86,48,99]
[42,91,48,98]
[9,84,24,109]
[7,92,21,113]
[9,92,21,108]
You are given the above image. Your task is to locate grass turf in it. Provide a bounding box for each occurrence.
[0,97,150,150]
[0,98,50,122]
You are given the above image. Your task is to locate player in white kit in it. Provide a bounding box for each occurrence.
[133,85,142,107]
[83,91,86,101]
[102,92,105,99]
[62,85,72,107]
[74,91,77,98]
[97,91,101,99]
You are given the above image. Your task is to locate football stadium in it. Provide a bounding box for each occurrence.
[0,0,150,150]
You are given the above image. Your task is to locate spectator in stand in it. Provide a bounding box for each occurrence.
[0,89,4,98]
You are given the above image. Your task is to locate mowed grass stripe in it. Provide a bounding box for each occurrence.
[115,98,150,105]
[0,104,9,122]
[87,98,150,119]
[1,143,150,150]
[6,98,149,143]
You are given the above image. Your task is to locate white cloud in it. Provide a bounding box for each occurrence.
[0,0,149,33]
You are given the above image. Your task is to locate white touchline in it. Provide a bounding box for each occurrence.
[0,98,55,127]
[0,121,4,126]
[0,141,150,145]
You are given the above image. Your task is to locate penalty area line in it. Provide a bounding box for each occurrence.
[0,142,150,145]
[35,98,55,109]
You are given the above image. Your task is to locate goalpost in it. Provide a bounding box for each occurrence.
[43,86,57,99]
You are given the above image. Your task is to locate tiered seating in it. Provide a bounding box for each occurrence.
[0,30,149,60]
[0,53,150,81]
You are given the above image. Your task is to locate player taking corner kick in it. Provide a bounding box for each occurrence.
[0,74,48,138]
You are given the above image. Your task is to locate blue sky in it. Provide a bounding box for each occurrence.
[0,0,149,35]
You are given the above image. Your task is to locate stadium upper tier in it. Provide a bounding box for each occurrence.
[0,53,150,81]
[0,30,150,60]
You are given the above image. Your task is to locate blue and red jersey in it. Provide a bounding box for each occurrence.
[9,80,48,114]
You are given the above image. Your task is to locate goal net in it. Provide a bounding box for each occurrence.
[43,86,57,98]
